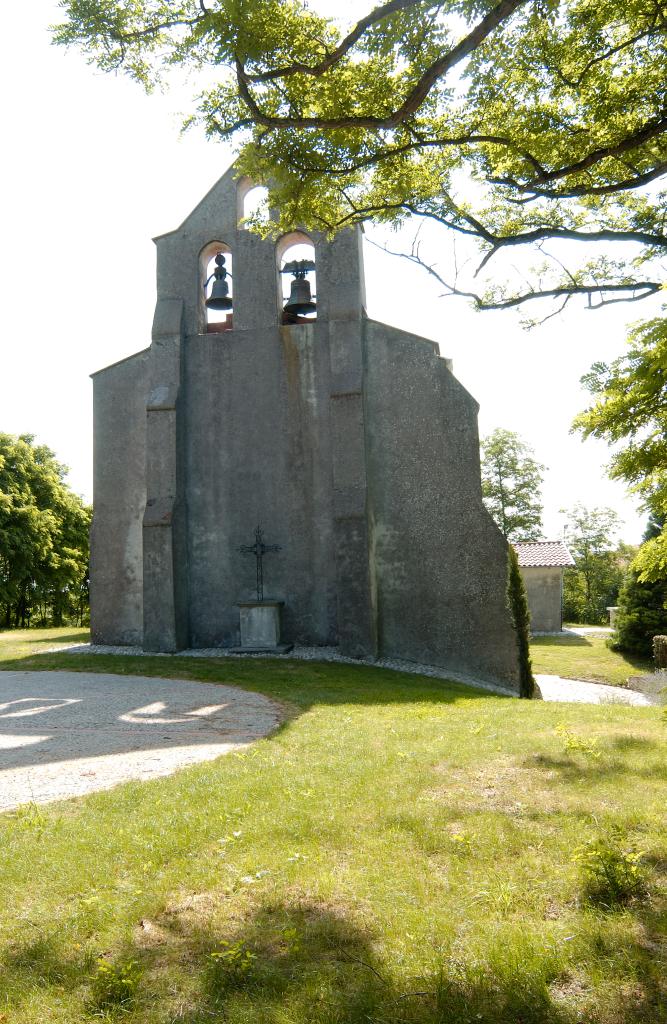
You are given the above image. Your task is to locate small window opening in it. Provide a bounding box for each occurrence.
[279,240,317,324]
[240,185,270,229]
[204,248,233,333]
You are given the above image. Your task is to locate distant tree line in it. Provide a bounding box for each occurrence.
[479,430,647,631]
[480,429,544,544]
[560,505,631,627]
[0,434,91,629]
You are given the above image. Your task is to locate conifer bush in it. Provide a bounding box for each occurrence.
[507,545,536,698]
[611,569,667,657]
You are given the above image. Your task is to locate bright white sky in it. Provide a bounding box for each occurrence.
[1,0,660,544]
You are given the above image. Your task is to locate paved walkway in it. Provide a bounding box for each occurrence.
[0,672,280,812]
[536,673,660,705]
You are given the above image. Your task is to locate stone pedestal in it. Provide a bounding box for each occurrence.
[231,601,293,654]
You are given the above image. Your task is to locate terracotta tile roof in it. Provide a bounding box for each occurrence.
[513,540,575,568]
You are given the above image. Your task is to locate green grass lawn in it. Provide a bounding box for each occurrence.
[0,628,665,1023]
[530,634,653,687]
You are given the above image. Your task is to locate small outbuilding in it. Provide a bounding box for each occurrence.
[513,540,575,633]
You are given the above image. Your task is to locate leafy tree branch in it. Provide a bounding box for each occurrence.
[53,1,667,314]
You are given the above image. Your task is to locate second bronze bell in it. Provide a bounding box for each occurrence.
[205,253,233,310]
[284,276,316,316]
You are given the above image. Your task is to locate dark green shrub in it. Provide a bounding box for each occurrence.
[562,557,624,624]
[507,545,535,698]
[611,568,667,656]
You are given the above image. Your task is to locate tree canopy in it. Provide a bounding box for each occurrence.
[480,428,544,541]
[53,0,667,314]
[561,503,624,624]
[0,434,91,628]
[573,317,667,583]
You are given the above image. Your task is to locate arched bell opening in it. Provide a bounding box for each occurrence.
[237,181,270,229]
[200,241,233,334]
[277,232,317,324]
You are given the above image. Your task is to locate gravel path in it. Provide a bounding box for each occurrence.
[0,672,280,812]
[535,674,660,706]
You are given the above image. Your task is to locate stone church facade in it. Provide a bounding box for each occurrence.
[90,165,521,691]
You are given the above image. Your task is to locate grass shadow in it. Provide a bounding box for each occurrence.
[25,631,90,646]
[525,752,667,784]
[611,735,659,751]
[531,636,593,649]
[2,901,571,1024]
[0,647,509,778]
[0,931,95,1014]
[5,896,666,1023]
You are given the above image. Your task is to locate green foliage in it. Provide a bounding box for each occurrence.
[574,834,648,908]
[561,505,623,624]
[574,325,667,641]
[507,544,535,698]
[611,567,667,657]
[91,957,141,1008]
[554,724,601,760]
[643,511,665,544]
[575,319,667,516]
[52,1,667,321]
[208,940,257,989]
[574,318,667,585]
[0,433,91,628]
[653,635,667,669]
[480,429,544,542]
[8,801,49,835]
[633,529,667,587]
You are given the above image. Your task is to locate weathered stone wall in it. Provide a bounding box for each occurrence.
[521,566,563,633]
[363,320,520,688]
[183,322,337,647]
[90,350,148,645]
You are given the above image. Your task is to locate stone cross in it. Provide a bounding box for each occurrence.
[239,525,281,602]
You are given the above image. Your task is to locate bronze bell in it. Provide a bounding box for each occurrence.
[205,253,233,310]
[284,275,316,316]
[282,259,317,316]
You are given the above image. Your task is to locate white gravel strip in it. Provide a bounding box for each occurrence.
[535,673,661,706]
[50,643,663,706]
[0,671,280,812]
[49,643,519,696]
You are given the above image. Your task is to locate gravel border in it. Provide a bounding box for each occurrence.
[46,643,663,705]
[52,642,518,696]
